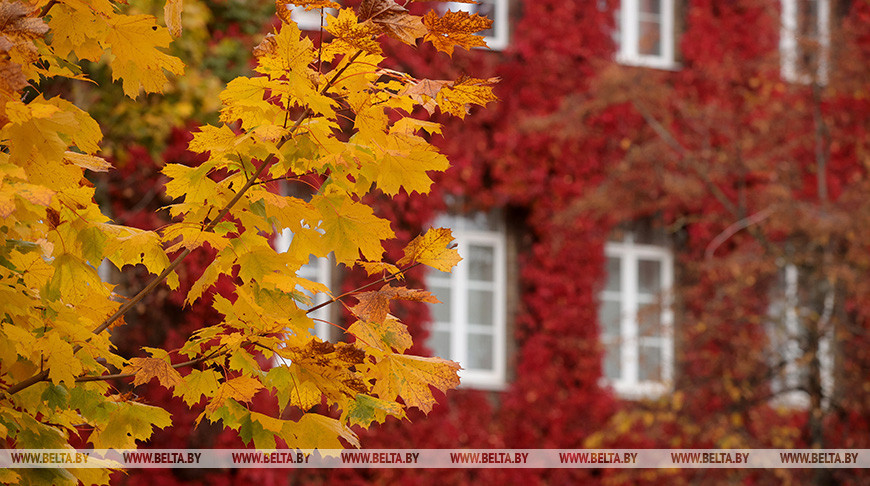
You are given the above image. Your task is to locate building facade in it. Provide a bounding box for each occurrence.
[116,1,870,484]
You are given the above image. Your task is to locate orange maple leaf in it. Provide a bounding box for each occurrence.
[275,0,341,25]
[351,284,439,324]
[436,75,499,118]
[422,9,492,56]
[122,357,185,390]
[399,78,447,115]
[358,0,426,46]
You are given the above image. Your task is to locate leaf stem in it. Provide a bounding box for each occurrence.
[39,0,58,18]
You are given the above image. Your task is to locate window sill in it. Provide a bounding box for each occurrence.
[615,54,681,72]
[601,378,671,400]
[458,370,507,391]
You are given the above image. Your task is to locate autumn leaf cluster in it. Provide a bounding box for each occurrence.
[0,0,496,483]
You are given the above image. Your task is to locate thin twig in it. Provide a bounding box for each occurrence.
[306,261,423,315]
[704,207,775,260]
[75,345,230,383]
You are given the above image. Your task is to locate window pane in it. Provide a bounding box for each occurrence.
[467,289,494,326]
[599,299,621,337]
[639,343,663,382]
[800,0,820,38]
[604,342,621,380]
[638,258,662,294]
[431,330,451,359]
[638,20,662,56]
[298,254,320,279]
[640,0,661,14]
[467,333,494,370]
[638,304,662,337]
[606,257,621,292]
[468,245,495,281]
[430,285,452,323]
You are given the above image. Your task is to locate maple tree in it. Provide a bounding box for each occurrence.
[0,0,497,483]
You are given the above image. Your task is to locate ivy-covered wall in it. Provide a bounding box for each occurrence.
[109,1,870,484]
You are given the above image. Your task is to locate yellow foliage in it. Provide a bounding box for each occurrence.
[0,0,497,480]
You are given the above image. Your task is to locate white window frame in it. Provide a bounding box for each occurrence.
[768,263,834,408]
[275,228,333,341]
[442,0,510,51]
[780,0,830,84]
[600,233,674,398]
[286,4,338,31]
[274,182,333,341]
[426,212,507,389]
[616,0,678,70]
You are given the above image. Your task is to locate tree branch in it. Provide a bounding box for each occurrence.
[75,346,230,383]
[630,99,740,217]
[704,206,775,260]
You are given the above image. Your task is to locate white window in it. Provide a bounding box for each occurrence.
[767,263,834,408]
[599,233,674,397]
[781,0,830,83]
[441,0,509,50]
[274,182,333,340]
[426,211,507,389]
[285,3,338,31]
[274,230,333,340]
[616,0,677,69]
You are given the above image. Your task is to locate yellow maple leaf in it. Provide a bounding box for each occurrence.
[3,97,102,186]
[63,151,112,172]
[102,225,179,289]
[325,8,383,56]
[284,413,360,449]
[219,76,282,128]
[204,376,264,415]
[376,133,449,195]
[422,9,492,56]
[356,260,402,278]
[176,369,221,406]
[348,314,412,353]
[105,14,185,98]
[397,227,462,272]
[48,4,107,61]
[40,332,83,386]
[266,365,323,412]
[162,222,230,253]
[3,181,55,216]
[313,194,394,264]
[372,354,460,413]
[341,393,405,428]
[253,23,315,78]
[44,253,106,305]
